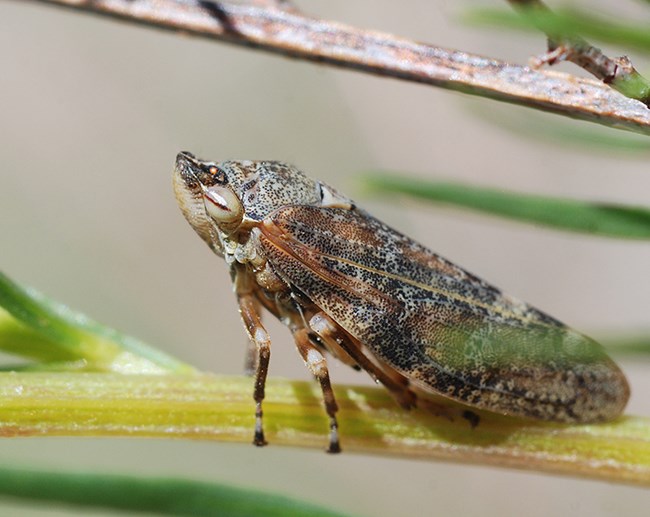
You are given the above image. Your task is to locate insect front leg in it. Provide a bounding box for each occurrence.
[235,273,271,447]
[292,328,342,453]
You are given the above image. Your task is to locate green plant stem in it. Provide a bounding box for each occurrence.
[0,372,648,486]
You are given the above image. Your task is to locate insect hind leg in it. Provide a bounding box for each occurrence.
[292,328,342,453]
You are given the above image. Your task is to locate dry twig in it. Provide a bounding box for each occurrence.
[26,0,650,135]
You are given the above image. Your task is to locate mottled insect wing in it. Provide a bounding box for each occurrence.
[260,205,629,423]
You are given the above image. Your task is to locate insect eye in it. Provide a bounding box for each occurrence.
[204,186,244,231]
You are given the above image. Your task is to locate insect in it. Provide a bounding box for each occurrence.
[173,151,629,453]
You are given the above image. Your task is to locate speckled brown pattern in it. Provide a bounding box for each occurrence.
[174,152,630,430]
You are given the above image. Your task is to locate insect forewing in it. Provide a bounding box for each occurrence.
[260,205,629,423]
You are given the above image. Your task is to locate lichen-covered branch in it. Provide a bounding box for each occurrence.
[0,372,648,487]
[26,0,650,135]
[506,0,650,106]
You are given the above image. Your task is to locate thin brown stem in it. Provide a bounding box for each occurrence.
[24,0,650,135]
[507,0,650,106]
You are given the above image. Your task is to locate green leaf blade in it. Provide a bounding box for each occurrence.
[362,174,650,239]
[0,272,195,373]
[0,466,351,517]
[464,7,650,53]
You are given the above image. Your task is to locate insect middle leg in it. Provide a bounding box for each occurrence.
[237,290,271,447]
[292,327,342,453]
[308,312,417,410]
[243,337,257,377]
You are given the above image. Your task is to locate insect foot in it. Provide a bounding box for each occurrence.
[173,152,630,452]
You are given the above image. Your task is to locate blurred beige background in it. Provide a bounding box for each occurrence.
[1,1,649,516]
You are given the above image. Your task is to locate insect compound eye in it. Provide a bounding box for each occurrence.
[203,185,244,232]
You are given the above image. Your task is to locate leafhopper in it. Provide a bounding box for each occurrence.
[173,152,629,452]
